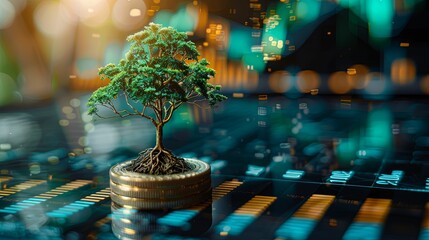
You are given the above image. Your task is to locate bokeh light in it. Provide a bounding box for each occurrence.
[268,71,292,93]
[103,43,123,66]
[63,0,110,27]
[112,0,146,31]
[0,114,41,155]
[364,72,388,95]
[328,71,352,94]
[8,0,27,11]
[74,58,99,80]
[169,4,199,32]
[242,53,266,73]
[366,0,394,38]
[34,1,74,38]
[152,10,173,26]
[420,75,429,94]
[347,64,370,89]
[262,3,287,57]
[296,70,320,93]
[366,108,392,148]
[228,29,252,59]
[0,0,16,29]
[391,58,416,85]
[296,0,321,24]
[87,123,120,155]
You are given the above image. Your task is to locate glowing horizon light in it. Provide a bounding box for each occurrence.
[0,0,16,29]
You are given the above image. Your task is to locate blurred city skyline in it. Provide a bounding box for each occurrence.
[1,0,429,106]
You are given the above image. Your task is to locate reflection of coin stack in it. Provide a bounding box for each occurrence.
[109,159,212,210]
[111,202,163,239]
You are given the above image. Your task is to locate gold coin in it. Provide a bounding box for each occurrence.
[110,177,211,199]
[110,188,212,210]
[110,159,211,188]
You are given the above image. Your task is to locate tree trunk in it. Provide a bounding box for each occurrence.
[155,124,164,150]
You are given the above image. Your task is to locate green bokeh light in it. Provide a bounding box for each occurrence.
[365,108,392,148]
[262,3,287,56]
[296,0,321,24]
[366,0,394,38]
[242,53,266,73]
[104,43,122,66]
[152,10,173,26]
[169,5,197,32]
[228,28,252,59]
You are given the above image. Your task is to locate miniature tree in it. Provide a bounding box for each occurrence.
[87,23,227,175]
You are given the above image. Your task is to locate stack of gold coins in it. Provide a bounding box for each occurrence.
[111,202,162,239]
[109,159,211,210]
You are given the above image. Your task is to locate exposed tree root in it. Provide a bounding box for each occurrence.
[128,148,191,175]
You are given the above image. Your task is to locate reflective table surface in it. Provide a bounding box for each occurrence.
[1,94,429,239]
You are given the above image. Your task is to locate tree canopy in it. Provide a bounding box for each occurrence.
[87,23,226,127]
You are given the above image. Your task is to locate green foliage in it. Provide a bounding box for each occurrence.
[87,23,227,124]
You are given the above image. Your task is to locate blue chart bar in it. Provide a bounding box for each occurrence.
[156,180,243,229]
[47,200,95,218]
[343,223,384,240]
[216,214,255,236]
[275,194,335,240]
[420,229,429,240]
[215,195,277,237]
[157,210,199,228]
[276,217,317,240]
[342,198,391,240]
[0,197,46,214]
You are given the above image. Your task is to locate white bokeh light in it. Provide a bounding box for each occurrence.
[63,0,110,27]
[112,0,146,30]
[8,0,27,11]
[87,123,120,154]
[0,0,16,29]
[34,1,75,37]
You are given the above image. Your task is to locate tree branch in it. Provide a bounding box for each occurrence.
[123,91,141,115]
[140,104,156,123]
[163,102,176,123]
[187,100,210,110]
[98,103,140,119]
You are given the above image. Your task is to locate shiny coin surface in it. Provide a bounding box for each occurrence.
[110,159,210,188]
[110,177,211,199]
[111,188,212,210]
